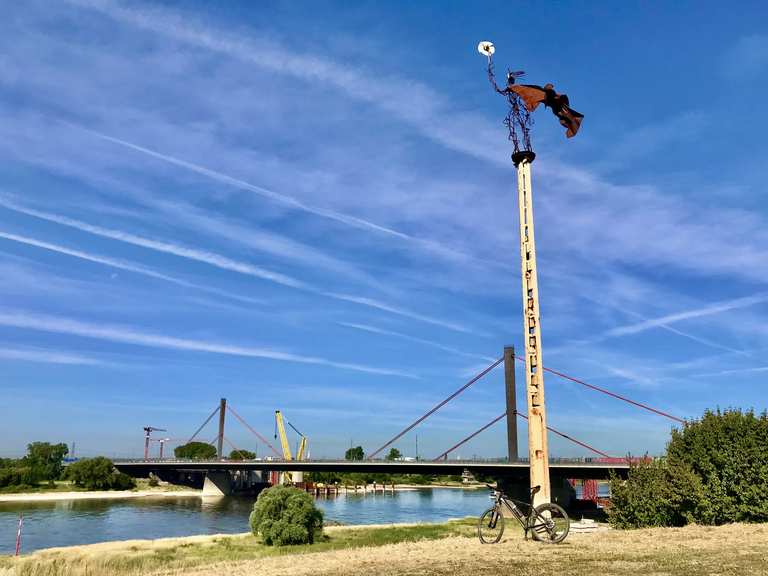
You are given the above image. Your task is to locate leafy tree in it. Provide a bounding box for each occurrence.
[174,442,218,460]
[385,448,402,461]
[249,485,323,545]
[65,457,136,490]
[228,449,256,461]
[609,408,768,528]
[667,408,768,523]
[344,446,364,461]
[0,466,38,489]
[26,442,69,482]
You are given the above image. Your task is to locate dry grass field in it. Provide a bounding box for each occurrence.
[2,521,766,576]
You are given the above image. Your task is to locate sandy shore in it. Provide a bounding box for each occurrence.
[0,489,202,503]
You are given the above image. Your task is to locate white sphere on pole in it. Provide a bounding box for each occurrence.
[477,41,495,56]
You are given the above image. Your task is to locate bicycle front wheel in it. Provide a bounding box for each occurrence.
[477,507,505,544]
[530,502,570,544]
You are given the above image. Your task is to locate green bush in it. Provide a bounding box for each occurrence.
[228,449,256,461]
[249,485,323,546]
[344,446,364,461]
[609,408,767,528]
[608,459,711,529]
[0,466,38,489]
[667,408,768,523]
[174,442,218,460]
[65,457,137,490]
[26,442,69,481]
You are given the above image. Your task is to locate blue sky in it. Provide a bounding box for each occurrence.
[1,0,767,460]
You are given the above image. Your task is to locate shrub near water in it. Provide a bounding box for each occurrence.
[609,408,768,528]
[249,485,323,546]
[66,457,136,490]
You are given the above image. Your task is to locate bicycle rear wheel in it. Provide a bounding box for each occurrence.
[477,507,505,544]
[530,502,570,544]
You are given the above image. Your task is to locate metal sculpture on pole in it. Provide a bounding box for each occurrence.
[478,41,583,507]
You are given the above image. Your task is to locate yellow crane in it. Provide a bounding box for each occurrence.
[274,410,308,483]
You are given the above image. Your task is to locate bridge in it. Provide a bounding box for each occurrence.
[115,458,629,480]
[115,346,679,501]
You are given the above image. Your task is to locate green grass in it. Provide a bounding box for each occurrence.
[0,520,477,576]
[0,482,88,495]
[0,479,192,495]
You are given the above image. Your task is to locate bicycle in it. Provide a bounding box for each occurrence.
[477,484,570,544]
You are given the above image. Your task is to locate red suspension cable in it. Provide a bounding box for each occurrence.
[513,411,612,458]
[433,412,507,461]
[516,355,685,424]
[433,410,612,460]
[368,357,503,459]
[226,404,282,457]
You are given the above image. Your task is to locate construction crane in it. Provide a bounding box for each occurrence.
[143,426,167,460]
[274,410,308,483]
[150,437,172,459]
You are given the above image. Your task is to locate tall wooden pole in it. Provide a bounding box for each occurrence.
[512,150,550,507]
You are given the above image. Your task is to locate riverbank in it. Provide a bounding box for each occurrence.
[0,520,475,576]
[2,521,765,576]
[0,488,202,503]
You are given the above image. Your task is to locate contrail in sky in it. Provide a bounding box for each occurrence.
[606,293,768,337]
[0,309,418,378]
[0,230,265,307]
[68,125,487,267]
[0,197,476,334]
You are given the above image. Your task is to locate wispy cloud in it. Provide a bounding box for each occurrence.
[605,293,768,338]
[722,34,768,79]
[0,309,417,378]
[337,321,495,360]
[70,125,483,266]
[0,197,476,333]
[65,0,503,165]
[0,229,265,307]
[0,197,305,288]
[0,345,102,365]
[326,293,477,335]
[691,366,768,379]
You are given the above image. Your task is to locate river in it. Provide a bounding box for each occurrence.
[0,488,493,553]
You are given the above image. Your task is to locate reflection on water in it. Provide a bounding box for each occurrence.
[0,489,490,553]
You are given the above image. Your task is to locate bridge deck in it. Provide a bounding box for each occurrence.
[115,459,629,480]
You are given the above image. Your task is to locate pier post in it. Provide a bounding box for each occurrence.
[504,346,519,462]
[216,398,226,459]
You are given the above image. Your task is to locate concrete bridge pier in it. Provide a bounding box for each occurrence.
[202,471,232,496]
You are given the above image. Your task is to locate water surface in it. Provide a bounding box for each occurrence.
[0,488,491,554]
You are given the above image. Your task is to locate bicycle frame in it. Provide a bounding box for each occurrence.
[489,490,551,540]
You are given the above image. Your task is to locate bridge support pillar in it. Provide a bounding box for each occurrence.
[203,471,232,496]
[217,398,226,459]
[504,346,518,462]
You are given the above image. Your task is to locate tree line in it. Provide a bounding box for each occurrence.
[0,442,135,492]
